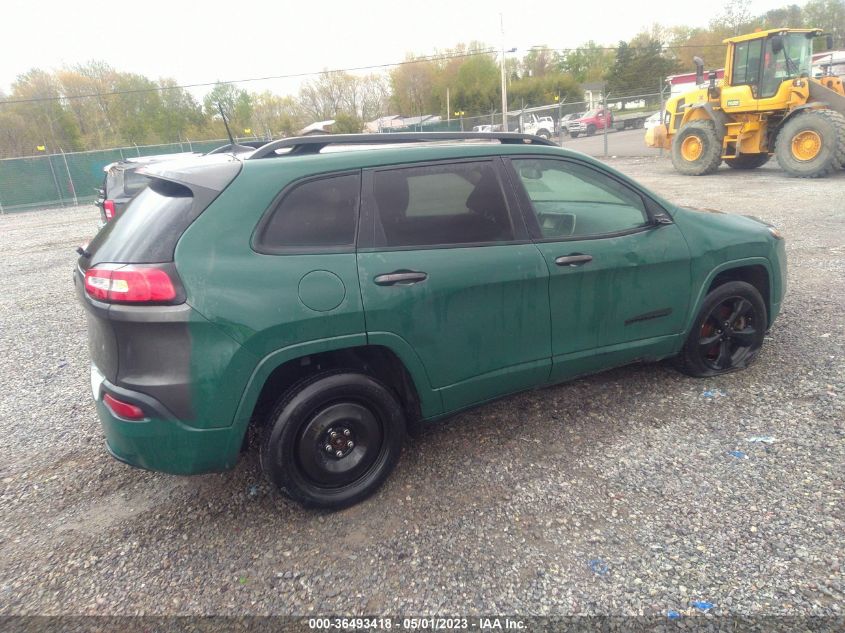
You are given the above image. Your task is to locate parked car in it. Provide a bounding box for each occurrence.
[558,112,584,134]
[568,108,613,137]
[96,141,267,225]
[76,132,786,509]
[96,153,199,225]
[520,113,555,139]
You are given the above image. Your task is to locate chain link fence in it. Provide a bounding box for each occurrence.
[0,139,243,213]
[2,91,669,214]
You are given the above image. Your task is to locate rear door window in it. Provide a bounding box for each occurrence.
[371,161,514,248]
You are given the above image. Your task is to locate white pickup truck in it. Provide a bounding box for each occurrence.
[519,114,554,139]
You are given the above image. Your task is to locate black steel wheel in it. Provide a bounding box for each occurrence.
[678,281,767,377]
[260,372,406,509]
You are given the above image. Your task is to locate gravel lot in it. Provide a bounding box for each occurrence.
[1,157,843,619]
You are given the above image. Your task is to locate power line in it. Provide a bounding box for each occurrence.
[1,42,732,106]
[1,48,500,106]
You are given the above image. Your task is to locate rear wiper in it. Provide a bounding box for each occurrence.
[75,246,91,258]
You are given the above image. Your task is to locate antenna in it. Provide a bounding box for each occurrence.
[217,103,236,146]
[216,102,255,154]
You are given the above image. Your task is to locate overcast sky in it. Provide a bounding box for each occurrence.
[3,0,790,98]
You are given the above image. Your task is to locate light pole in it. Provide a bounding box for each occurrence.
[454,111,465,132]
[500,14,516,131]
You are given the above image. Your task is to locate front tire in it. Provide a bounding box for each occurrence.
[570,132,580,138]
[671,120,723,175]
[678,281,767,377]
[724,153,770,169]
[537,129,551,139]
[260,372,406,509]
[586,124,597,136]
[775,109,845,178]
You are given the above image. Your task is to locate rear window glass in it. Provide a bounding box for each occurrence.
[255,173,360,252]
[87,179,195,264]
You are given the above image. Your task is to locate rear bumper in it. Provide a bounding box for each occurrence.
[95,378,242,475]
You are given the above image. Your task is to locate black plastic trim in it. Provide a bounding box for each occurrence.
[100,379,179,422]
[625,308,673,326]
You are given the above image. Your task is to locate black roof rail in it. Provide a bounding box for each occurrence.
[247,132,557,159]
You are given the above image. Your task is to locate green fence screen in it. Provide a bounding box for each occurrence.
[0,139,235,213]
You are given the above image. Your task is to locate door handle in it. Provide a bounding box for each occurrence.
[374,271,428,286]
[555,254,593,267]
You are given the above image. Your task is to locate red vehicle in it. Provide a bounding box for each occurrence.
[567,108,613,137]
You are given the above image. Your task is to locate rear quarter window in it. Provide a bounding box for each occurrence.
[254,172,360,253]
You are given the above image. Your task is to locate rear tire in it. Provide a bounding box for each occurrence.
[678,281,767,377]
[260,372,406,509]
[775,109,845,178]
[724,153,770,169]
[671,120,723,176]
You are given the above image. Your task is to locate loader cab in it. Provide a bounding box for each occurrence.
[723,29,819,110]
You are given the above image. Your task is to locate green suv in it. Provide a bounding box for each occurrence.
[75,132,786,508]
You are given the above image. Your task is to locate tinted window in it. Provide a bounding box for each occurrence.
[513,159,648,239]
[123,169,152,195]
[87,179,195,265]
[732,39,764,89]
[372,162,514,247]
[257,173,359,251]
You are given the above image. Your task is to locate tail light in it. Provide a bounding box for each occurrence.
[103,199,116,221]
[84,265,178,303]
[103,393,146,420]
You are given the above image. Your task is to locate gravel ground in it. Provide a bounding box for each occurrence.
[0,157,843,619]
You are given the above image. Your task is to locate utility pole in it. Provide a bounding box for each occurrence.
[447,87,451,128]
[500,13,508,130]
[659,79,666,158]
[603,94,610,158]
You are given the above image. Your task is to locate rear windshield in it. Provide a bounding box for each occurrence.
[86,179,195,265]
[123,169,152,195]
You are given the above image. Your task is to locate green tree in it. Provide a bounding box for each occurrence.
[606,38,680,104]
[561,41,615,83]
[203,82,253,135]
[803,0,845,47]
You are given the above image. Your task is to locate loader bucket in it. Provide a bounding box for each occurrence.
[808,79,845,116]
[645,124,671,149]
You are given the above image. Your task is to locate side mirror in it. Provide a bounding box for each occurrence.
[771,35,784,54]
[693,56,705,85]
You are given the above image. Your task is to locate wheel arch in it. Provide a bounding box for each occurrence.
[682,103,729,140]
[684,259,774,335]
[228,336,441,454]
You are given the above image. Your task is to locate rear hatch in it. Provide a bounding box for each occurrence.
[76,155,242,389]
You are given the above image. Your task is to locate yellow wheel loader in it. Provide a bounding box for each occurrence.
[646,29,845,178]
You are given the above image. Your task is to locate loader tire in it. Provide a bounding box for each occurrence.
[775,109,845,178]
[671,120,723,176]
[724,153,770,169]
